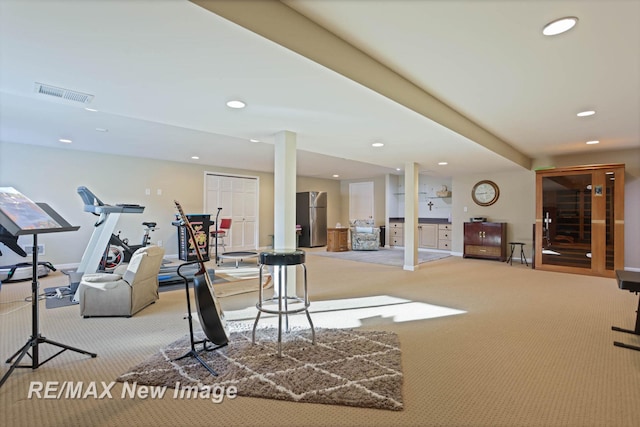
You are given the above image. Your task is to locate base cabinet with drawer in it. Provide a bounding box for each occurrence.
[438,223,452,250]
[463,222,507,261]
[389,221,404,246]
[391,220,452,249]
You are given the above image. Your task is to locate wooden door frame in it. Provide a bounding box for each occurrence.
[535,163,624,278]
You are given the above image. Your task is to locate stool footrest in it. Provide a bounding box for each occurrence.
[256,297,310,315]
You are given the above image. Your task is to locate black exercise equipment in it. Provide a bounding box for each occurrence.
[0,224,55,282]
[612,270,640,352]
[101,221,158,271]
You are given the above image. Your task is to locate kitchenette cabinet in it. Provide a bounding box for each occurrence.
[418,224,438,249]
[438,223,452,250]
[389,219,451,251]
[389,221,404,246]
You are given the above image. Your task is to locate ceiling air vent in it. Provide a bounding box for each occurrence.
[34,82,94,104]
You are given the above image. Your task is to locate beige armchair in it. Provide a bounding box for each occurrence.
[77,245,165,317]
[350,219,380,251]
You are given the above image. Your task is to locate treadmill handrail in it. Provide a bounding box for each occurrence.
[77,186,144,223]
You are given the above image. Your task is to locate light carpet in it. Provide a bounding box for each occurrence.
[310,247,450,267]
[213,266,271,297]
[157,266,270,297]
[116,327,403,411]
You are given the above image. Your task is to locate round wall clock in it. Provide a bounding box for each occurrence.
[472,180,499,206]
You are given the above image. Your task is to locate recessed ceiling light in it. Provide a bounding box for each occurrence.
[438,162,448,166]
[586,140,600,145]
[226,100,246,109]
[250,138,260,143]
[85,107,98,112]
[396,168,401,171]
[543,17,578,36]
[371,142,384,147]
[577,110,595,117]
[332,174,340,178]
[58,138,72,144]
[191,156,200,160]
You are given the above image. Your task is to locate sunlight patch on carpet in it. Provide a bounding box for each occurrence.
[224,295,467,328]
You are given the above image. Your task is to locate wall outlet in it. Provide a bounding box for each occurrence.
[157,240,163,247]
[24,244,45,255]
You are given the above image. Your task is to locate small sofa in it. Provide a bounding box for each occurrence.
[350,219,380,251]
[77,245,165,317]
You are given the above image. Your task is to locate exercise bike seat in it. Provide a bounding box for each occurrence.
[142,222,157,228]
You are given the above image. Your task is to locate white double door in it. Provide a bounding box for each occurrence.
[349,181,374,221]
[205,174,258,252]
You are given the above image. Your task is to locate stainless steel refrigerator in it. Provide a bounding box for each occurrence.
[296,191,327,247]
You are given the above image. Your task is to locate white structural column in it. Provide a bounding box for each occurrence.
[403,162,419,271]
[384,174,393,248]
[273,130,298,295]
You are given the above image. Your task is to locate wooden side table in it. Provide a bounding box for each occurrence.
[327,228,349,252]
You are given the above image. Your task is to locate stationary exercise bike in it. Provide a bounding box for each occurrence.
[100,221,157,271]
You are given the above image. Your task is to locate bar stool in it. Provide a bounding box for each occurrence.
[506,242,528,266]
[252,249,315,356]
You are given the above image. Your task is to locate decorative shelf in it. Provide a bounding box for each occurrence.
[393,192,452,198]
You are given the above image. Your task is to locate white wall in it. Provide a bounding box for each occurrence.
[389,175,453,220]
[0,142,340,267]
[451,170,536,257]
[380,170,535,258]
[339,176,387,227]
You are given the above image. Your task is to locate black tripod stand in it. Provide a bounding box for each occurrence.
[213,207,222,265]
[1,226,97,388]
[172,262,225,376]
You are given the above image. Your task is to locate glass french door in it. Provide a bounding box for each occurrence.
[535,164,624,277]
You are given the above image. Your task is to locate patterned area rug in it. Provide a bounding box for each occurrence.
[116,327,403,411]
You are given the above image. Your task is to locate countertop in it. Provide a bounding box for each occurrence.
[388,217,451,224]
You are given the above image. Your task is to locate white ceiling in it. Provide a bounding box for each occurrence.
[1,0,638,180]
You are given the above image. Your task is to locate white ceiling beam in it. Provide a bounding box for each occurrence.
[190,0,532,170]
